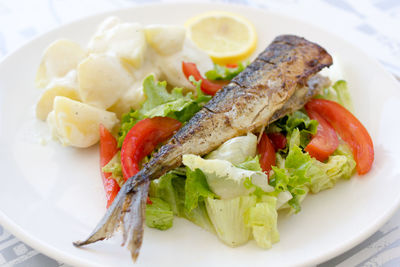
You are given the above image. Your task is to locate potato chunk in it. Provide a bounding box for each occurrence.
[144,25,186,56]
[36,70,80,121]
[88,19,147,68]
[77,54,133,109]
[48,96,118,148]
[35,39,86,88]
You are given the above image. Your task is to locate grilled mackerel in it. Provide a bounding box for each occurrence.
[74,35,333,260]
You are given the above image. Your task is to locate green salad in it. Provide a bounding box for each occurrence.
[105,65,357,249]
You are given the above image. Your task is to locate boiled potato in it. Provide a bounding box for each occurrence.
[48,96,118,148]
[88,19,147,68]
[35,39,86,88]
[87,16,123,54]
[36,70,80,121]
[158,38,213,90]
[107,54,162,118]
[108,82,145,119]
[78,54,133,109]
[144,25,186,56]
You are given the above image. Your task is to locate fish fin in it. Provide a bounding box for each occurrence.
[73,177,150,262]
[121,180,149,261]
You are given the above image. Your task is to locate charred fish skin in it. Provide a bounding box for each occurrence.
[73,35,333,261]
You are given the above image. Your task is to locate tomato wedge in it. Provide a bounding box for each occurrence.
[121,117,182,180]
[267,132,287,151]
[182,61,228,95]
[304,108,339,162]
[258,133,276,176]
[305,99,374,174]
[99,124,120,208]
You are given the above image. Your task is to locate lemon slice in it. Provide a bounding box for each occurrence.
[185,11,257,65]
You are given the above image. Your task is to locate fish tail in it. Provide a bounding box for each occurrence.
[73,174,150,262]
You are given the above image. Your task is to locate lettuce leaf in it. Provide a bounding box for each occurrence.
[317,80,353,111]
[145,197,173,230]
[270,141,356,212]
[285,145,313,185]
[205,196,256,247]
[141,77,174,112]
[186,134,270,199]
[169,173,215,233]
[333,141,357,174]
[316,85,337,103]
[276,153,285,169]
[205,194,280,249]
[332,80,353,111]
[117,75,211,147]
[307,142,356,193]
[149,170,184,215]
[144,95,195,118]
[206,133,257,165]
[205,62,247,81]
[269,144,312,213]
[244,195,279,248]
[236,155,262,171]
[149,169,215,232]
[183,154,273,199]
[285,111,318,134]
[276,191,293,209]
[271,111,318,149]
[184,167,216,213]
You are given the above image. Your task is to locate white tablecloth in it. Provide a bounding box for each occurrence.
[0,0,399,266]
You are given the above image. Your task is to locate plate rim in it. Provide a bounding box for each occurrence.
[0,2,400,267]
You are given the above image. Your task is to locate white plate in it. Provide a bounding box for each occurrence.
[1,3,400,267]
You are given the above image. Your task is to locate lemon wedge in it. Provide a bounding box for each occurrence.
[185,11,257,65]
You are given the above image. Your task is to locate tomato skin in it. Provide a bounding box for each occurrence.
[305,99,374,175]
[267,132,287,151]
[121,117,182,180]
[304,108,339,162]
[258,133,276,176]
[182,61,228,95]
[99,124,120,208]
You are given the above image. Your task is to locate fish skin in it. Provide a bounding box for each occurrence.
[73,34,333,261]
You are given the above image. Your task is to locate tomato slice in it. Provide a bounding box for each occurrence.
[182,61,228,95]
[121,117,182,180]
[226,63,238,68]
[267,132,287,151]
[99,124,120,208]
[304,108,339,161]
[305,99,374,174]
[258,133,276,176]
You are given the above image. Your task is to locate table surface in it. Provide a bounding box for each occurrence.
[0,0,399,266]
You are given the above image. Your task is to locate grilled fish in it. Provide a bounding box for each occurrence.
[73,35,333,260]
